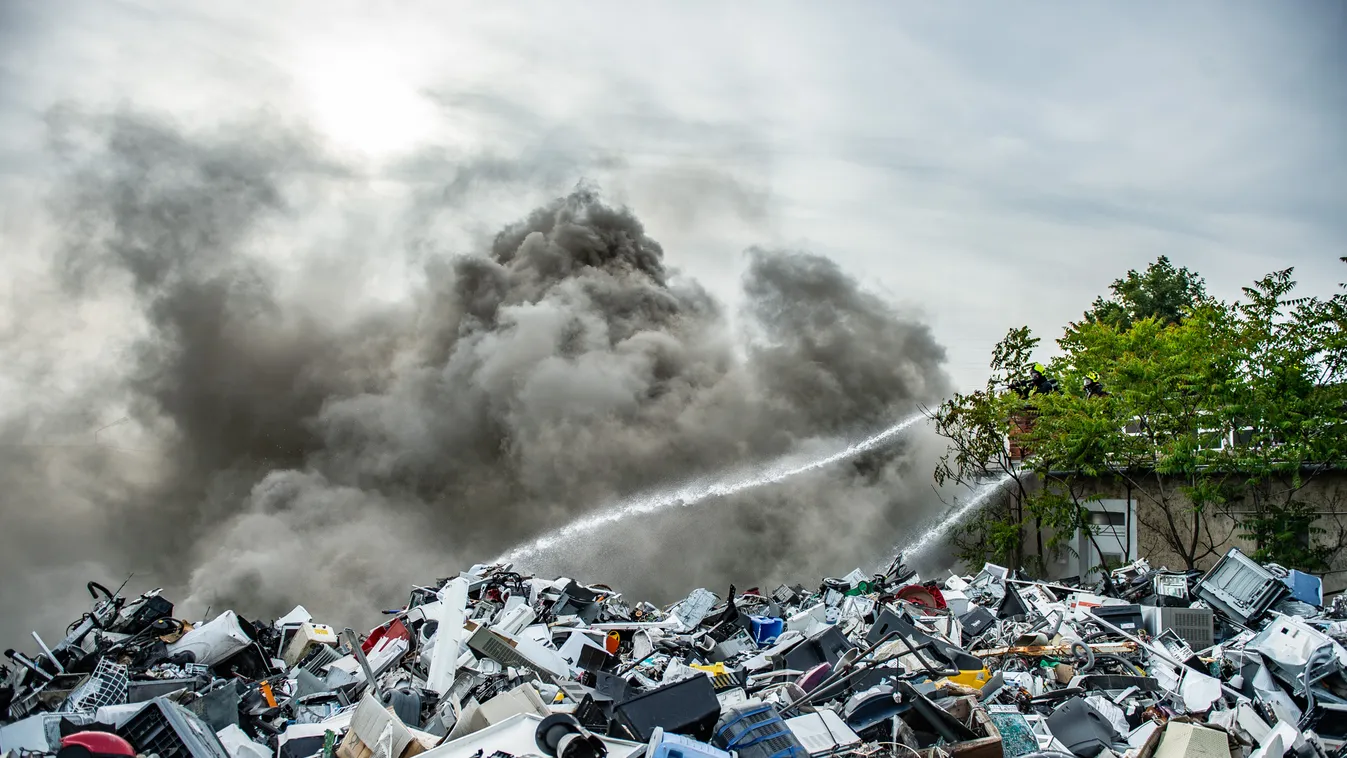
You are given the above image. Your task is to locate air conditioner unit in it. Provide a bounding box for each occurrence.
[1141,606,1214,651]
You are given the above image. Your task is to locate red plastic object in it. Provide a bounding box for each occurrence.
[795,662,832,693]
[895,583,947,609]
[61,732,137,758]
[362,618,411,654]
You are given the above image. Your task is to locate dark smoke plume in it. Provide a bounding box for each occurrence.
[0,109,950,640]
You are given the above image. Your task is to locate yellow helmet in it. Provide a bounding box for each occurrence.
[1085,371,1100,383]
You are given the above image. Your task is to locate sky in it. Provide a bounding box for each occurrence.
[0,2,1344,636]
[2,1,1342,390]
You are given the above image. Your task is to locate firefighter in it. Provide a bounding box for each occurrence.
[1010,362,1059,399]
[1028,363,1058,396]
[1083,371,1108,398]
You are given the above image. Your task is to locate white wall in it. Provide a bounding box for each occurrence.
[1046,498,1137,582]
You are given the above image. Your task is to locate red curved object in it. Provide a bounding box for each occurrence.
[796,662,832,693]
[895,583,947,609]
[61,732,137,758]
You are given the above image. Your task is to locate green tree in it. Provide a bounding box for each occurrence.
[1038,302,1244,569]
[1081,255,1210,329]
[928,327,1041,569]
[1223,264,1347,569]
[1239,501,1334,573]
[929,326,1126,576]
[1036,264,1347,571]
[935,260,1347,575]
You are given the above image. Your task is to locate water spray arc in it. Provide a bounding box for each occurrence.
[498,412,928,564]
[884,468,1020,567]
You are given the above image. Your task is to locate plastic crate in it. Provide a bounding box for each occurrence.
[648,728,732,758]
[65,658,129,712]
[714,704,808,758]
[116,697,231,758]
[1195,548,1288,624]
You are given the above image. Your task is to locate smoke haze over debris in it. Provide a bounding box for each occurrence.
[0,109,951,639]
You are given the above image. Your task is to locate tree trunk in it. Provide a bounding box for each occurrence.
[1035,520,1045,576]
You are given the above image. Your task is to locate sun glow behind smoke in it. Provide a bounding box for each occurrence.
[294,46,440,158]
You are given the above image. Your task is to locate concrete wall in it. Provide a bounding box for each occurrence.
[1030,470,1347,592]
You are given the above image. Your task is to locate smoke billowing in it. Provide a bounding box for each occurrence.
[0,108,950,640]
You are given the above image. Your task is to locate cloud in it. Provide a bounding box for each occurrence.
[0,109,951,640]
[0,1,1342,637]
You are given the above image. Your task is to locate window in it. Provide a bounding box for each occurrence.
[1197,428,1226,450]
[1088,511,1127,527]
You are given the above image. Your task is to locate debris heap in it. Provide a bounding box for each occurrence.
[2,548,1342,758]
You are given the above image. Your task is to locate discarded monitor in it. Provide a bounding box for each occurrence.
[1193,548,1288,625]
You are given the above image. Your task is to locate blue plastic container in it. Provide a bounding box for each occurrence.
[647,727,734,758]
[749,616,784,645]
[714,703,808,758]
[1284,570,1323,607]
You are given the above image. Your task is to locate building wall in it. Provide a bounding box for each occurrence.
[1040,496,1136,582]
[1032,470,1347,592]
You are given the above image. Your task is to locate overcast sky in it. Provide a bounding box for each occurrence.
[0,0,1345,643]
[2,1,1344,391]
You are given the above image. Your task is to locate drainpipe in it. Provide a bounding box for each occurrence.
[1125,480,1133,559]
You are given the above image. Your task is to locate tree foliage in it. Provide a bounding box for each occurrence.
[1081,255,1210,329]
[1239,501,1334,573]
[930,327,1040,569]
[934,258,1347,574]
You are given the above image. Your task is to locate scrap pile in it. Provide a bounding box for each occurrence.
[2,547,1344,758]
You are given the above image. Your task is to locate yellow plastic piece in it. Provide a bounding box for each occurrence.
[944,668,992,688]
[691,662,728,676]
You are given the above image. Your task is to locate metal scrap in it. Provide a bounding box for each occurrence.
[0,547,1339,758]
